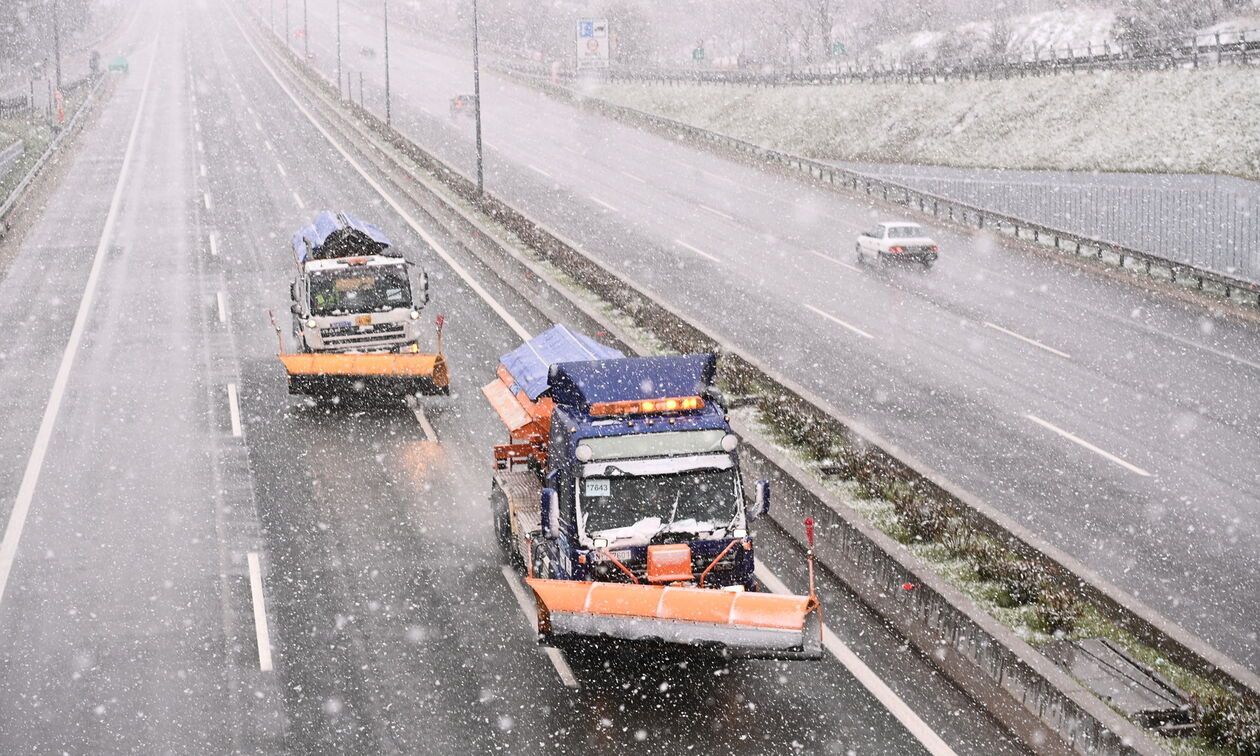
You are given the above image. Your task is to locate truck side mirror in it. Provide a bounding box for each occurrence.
[289,303,302,316]
[749,479,770,521]
[540,488,561,540]
[289,281,298,302]
[421,272,430,306]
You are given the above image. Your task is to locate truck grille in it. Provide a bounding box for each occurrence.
[321,323,406,347]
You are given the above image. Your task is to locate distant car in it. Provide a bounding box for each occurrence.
[108,55,128,73]
[449,94,477,118]
[856,221,939,269]
[360,45,376,58]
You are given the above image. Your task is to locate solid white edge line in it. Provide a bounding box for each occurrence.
[807,249,861,272]
[699,203,734,221]
[590,196,618,212]
[756,567,957,756]
[227,7,532,341]
[227,383,243,437]
[499,565,580,689]
[1025,414,1151,477]
[620,170,647,184]
[675,239,720,263]
[527,163,553,179]
[0,43,158,606]
[983,321,1071,359]
[247,552,275,672]
[208,230,219,256]
[804,303,875,340]
[216,291,227,323]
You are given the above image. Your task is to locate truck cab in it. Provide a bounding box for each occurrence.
[288,211,429,354]
[535,357,755,589]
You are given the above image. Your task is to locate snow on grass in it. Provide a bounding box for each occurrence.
[595,65,1260,180]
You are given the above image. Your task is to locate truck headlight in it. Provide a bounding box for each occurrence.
[575,444,593,462]
[592,537,608,549]
[721,433,739,452]
[409,310,420,320]
[305,319,317,329]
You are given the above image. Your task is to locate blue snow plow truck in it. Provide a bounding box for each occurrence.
[483,325,822,659]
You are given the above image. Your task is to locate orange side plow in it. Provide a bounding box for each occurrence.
[278,352,450,397]
[525,578,823,659]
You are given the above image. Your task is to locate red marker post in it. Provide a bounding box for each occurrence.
[435,314,445,354]
[54,89,64,124]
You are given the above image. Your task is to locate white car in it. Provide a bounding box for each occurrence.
[856,222,940,269]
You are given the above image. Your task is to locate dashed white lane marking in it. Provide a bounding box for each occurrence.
[254,119,263,131]
[247,552,275,672]
[590,196,618,212]
[756,568,957,756]
[197,139,204,152]
[203,191,213,211]
[0,44,157,607]
[208,231,219,257]
[275,162,287,177]
[292,190,306,209]
[527,163,553,179]
[1025,414,1151,477]
[264,139,275,152]
[808,249,862,272]
[983,321,1071,359]
[620,170,647,184]
[227,383,243,437]
[216,291,227,323]
[675,239,720,263]
[232,8,532,340]
[499,565,580,689]
[698,203,734,221]
[411,402,437,442]
[194,121,201,133]
[804,303,875,340]
[199,163,207,177]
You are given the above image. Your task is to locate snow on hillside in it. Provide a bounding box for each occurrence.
[593,66,1260,180]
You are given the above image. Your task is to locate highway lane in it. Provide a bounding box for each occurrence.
[288,0,1260,672]
[0,2,285,752]
[188,2,1025,752]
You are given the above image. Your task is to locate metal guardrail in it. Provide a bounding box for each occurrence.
[495,65,1260,309]
[251,16,1260,754]
[507,27,1260,87]
[0,73,105,232]
[0,71,100,119]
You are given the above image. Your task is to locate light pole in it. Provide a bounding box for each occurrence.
[472,0,483,195]
[285,0,291,49]
[51,0,62,91]
[383,0,391,124]
[336,0,342,97]
[269,0,274,34]
[302,0,308,60]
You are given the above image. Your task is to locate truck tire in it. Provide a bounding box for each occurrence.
[855,244,865,264]
[491,488,522,569]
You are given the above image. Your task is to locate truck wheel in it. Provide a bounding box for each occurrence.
[491,489,522,569]
[855,244,865,264]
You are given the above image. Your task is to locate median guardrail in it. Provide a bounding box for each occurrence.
[248,13,1260,754]
[493,63,1260,309]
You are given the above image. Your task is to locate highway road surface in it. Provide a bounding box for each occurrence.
[0,0,1025,752]
[286,0,1260,674]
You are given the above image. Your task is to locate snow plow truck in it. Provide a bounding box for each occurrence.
[484,325,822,659]
[277,211,449,399]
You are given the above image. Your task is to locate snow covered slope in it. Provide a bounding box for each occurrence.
[593,65,1260,180]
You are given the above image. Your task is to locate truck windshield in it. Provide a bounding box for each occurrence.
[580,466,740,537]
[309,266,411,315]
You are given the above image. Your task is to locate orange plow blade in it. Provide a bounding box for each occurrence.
[279,352,450,396]
[526,578,822,659]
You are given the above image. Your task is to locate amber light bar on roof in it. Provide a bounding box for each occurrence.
[589,396,705,417]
